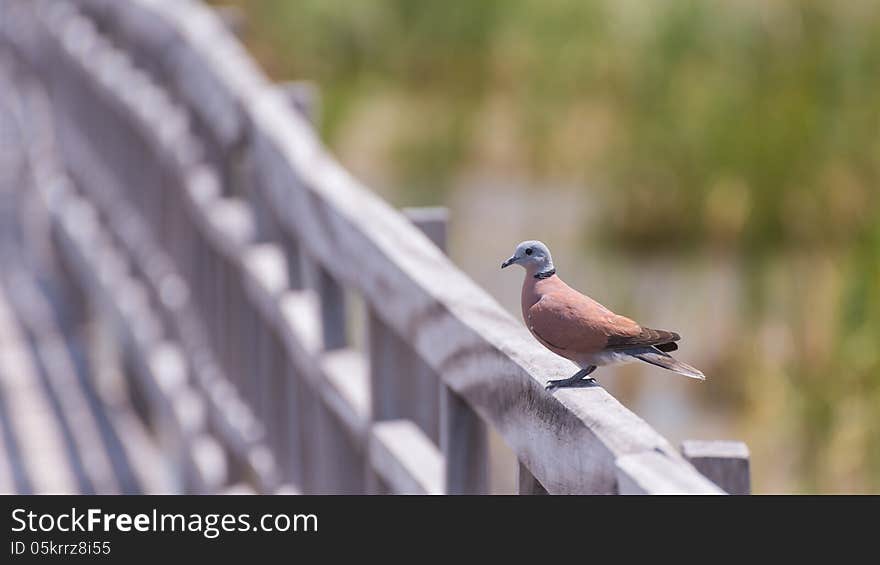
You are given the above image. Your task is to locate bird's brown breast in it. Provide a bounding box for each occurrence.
[522,274,643,359]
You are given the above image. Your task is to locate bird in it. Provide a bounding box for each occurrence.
[501,240,705,389]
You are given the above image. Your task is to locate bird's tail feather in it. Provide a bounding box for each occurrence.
[632,350,705,380]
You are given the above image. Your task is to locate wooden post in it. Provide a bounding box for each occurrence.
[317,267,347,351]
[209,198,256,398]
[280,358,304,488]
[279,82,344,351]
[215,6,246,39]
[369,420,444,494]
[312,400,364,494]
[363,207,450,490]
[243,244,290,483]
[279,81,320,128]
[243,276,262,406]
[402,206,447,441]
[274,75,359,489]
[256,325,279,459]
[518,461,548,495]
[280,232,305,290]
[403,207,488,494]
[681,440,751,495]
[367,310,410,422]
[227,269,247,392]
[402,207,448,253]
[442,387,489,494]
[292,368,320,493]
[368,208,447,432]
[365,309,423,494]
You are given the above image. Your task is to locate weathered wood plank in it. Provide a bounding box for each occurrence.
[518,461,549,495]
[681,440,750,495]
[616,452,724,495]
[369,420,444,495]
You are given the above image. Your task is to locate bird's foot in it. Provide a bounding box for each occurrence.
[545,376,598,390]
[546,366,598,390]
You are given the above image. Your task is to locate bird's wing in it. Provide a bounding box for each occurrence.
[527,289,643,354]
[605,327,681,350]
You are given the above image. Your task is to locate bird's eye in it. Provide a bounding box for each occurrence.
[525,248,533,255]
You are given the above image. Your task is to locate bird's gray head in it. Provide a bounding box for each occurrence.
[501,240,555,278]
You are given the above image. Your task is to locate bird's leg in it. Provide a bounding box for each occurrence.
[545,366,597,390]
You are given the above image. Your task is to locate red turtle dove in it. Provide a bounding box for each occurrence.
[501,240,705,389]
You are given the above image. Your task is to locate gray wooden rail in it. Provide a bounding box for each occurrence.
[0,0,750,494]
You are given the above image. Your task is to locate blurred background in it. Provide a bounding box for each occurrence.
[210,0,880,493]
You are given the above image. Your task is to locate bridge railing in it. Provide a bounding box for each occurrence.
[1,0,748,494]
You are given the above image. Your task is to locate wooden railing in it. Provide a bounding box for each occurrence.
[0,0,750,494]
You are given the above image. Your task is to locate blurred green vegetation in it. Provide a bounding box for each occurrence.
[214,0,880,492]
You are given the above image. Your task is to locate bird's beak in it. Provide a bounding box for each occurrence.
[501,256,517,269]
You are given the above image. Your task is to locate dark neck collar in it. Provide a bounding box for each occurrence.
[534,268,556,280]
